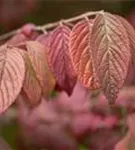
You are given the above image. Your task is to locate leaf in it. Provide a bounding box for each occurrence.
[22,51,42,105]
[26,41,55,98]
[0,44,25,113]
[48,24,76,95]
[20,23,36,38]
[69,19,99,89]
[90,12,130,104]
[8,33,29,46]
[8,23,38,46]
[36,33,51,50]
[115,15,135,70]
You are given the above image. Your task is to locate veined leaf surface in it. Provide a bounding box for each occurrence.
[90,12,130,104]
[0,44,25,113]
[116,15,135,70]
[48,24,76,95]
[22,51,42,105]
[26,41,55,98]
[69,19,99,89]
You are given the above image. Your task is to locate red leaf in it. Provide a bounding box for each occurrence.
[48,24,76,95]
[0,44,25,113]
[69,19,99,89]
[90,12,130,104]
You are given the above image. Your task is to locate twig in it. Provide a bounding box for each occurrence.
[0,29,19,41]
[0,10,104,41]
[36,10,104,31]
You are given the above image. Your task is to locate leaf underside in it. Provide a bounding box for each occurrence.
[90,12,130,104]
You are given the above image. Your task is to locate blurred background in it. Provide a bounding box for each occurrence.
[0,0,135,33]
[0,0,135,150]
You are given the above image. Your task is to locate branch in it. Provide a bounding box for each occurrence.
[0,29,19,41]
[0,10,103,41]
[36,10,103,31]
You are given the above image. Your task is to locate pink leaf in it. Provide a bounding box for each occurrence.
[0,44,25,113]
[48,24,77,95]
